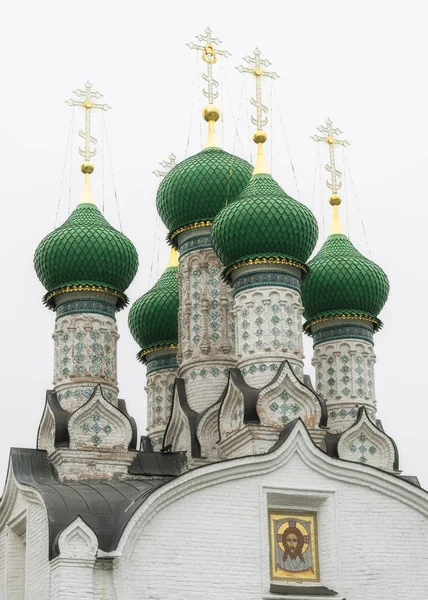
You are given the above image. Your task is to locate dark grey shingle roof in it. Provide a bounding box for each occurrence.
[10,448,174,558]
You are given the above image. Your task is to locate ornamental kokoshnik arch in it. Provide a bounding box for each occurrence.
[269,510,320,582]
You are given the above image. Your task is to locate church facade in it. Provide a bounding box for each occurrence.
[0,36,427,600]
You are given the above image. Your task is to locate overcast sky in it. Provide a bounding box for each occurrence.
[0,0,426,488]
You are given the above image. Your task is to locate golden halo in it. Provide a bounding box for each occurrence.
[277,520,310,555]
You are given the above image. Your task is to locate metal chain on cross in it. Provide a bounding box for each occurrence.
[311,118,350,234]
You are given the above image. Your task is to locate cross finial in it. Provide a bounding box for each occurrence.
[237,48,279,174]
[237,48,279,132]
[65,81,111,205]
[187,27,230,148]
[187,27,231,105]
[66,81,111,166]
[153,153,177,179]
[312,118,350,234]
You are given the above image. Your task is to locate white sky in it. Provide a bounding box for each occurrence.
[0,0,426,489]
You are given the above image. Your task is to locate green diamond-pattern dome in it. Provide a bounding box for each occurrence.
[211,173,318,274]
[34,203,138,309]
[156,147,252,244]
[301,234,389,330]
[128,266,179,359]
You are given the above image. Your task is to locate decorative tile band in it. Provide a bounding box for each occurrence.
[313,324,374,347]
[56,297,116,320]
[178,234,213,257]
[57,386,117,404]
[240,362,304,380]
[146,353,179,375]
[183,366,230,382]
[232,270,301,296]
[241,362,280,377]
[328,407,375,421]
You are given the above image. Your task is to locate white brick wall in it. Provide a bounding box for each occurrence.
[0,486,50,600]
[119,424,428,600]
[1,426,427,600]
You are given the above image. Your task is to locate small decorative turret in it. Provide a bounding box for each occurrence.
[34,82,138,412]
[211,49,318,387]
[156,29,253,412]
[35,82,139,481]
[128,249,179,450]
[302,119,389,433]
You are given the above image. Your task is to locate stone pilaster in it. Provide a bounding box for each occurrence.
[176,227,236,412]
[144,350,178,451]
[53,291,119,412]
[231,265,304,388]
[311,319,376,433]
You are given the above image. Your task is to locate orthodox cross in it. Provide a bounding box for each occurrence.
[311,118,349,194]
[153,153,177,178]
[187,27,231,104]
[66,81,111,162]
[237,48,279,130]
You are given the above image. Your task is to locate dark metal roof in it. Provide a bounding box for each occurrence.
[398,475,421,488]
[270,583,340,596]
[10,447,172,559]
[128,450,186,477]
[163,378,201,457]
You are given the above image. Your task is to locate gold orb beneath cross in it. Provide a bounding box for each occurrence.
[202,105,221,122]
[81,162,94,174]
[329,193,341,206]
[253,130,267,144]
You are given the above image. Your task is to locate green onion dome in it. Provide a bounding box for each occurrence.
[156,147,253,246]
[211,173,319,279]
[301,234,390,332]
[128,259,179,361]
[34,203,139,310]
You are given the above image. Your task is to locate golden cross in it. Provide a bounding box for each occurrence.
[66,81,111,163]
[187,27,231,105]
[237,48,279,131]
[312,118,350,195]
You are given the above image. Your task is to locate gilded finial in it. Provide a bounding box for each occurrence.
[312,118,350,234]
[237,48,279,175]
[187,28,230,148]
[167,247,179,268]
[66,81,111,204]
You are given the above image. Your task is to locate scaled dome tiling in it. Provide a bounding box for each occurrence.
[156,147,253,245]
[211,173,318,276]
[128,265,179,360]
[301,233,390,331]
[34,203,139,309]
